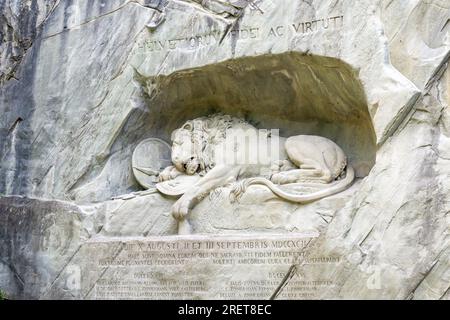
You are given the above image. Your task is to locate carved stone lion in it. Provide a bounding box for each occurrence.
[157,114,354,234]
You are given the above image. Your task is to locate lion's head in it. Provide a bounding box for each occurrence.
[170,114,247,175]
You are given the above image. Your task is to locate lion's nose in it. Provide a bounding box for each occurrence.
[173,158,184,171]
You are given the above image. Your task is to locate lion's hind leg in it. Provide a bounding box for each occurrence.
[271,168,328,185]
[284,137,335,184]
[270,159,296,173]
[271,157,333,185]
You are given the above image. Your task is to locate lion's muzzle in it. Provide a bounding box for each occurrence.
[173,156,199,175]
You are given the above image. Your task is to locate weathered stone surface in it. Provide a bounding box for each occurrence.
[0,196,89,299]
[44,234,323,300]
[0,0,59,84]
[0,0,449,300]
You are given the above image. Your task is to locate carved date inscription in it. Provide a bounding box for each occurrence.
[82,235,339,299]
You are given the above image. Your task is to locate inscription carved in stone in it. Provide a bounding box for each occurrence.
[1,0,448,301]
[64,234,340,300]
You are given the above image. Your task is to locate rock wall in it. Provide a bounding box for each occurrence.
[0,0,449,299]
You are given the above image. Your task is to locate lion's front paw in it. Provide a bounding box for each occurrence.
[158,171,171,182]
[171,195,193,220]
[229,181,247,202]
[159,167,180,182]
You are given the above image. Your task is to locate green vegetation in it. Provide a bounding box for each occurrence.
[0,290,6,300]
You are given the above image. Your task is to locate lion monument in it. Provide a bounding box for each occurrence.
[155,114,354,234]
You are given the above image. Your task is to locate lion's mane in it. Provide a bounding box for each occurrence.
[174,114,250,175]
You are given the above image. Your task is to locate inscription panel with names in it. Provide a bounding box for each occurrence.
[78,235,340,300]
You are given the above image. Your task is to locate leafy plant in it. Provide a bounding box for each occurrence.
[0,290,6,300]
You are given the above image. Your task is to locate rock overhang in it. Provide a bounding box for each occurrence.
[135,52,376,177]
[129,0,420,145]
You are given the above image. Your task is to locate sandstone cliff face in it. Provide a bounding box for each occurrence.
[0,0,449,299]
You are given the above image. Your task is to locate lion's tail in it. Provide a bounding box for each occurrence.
[243,166,355,203]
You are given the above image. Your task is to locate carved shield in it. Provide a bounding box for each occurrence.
[132,138,172,189]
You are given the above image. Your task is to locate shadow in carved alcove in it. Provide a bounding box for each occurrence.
[142,52,376,177]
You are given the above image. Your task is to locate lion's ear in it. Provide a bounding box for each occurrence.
[182,121,193,131]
